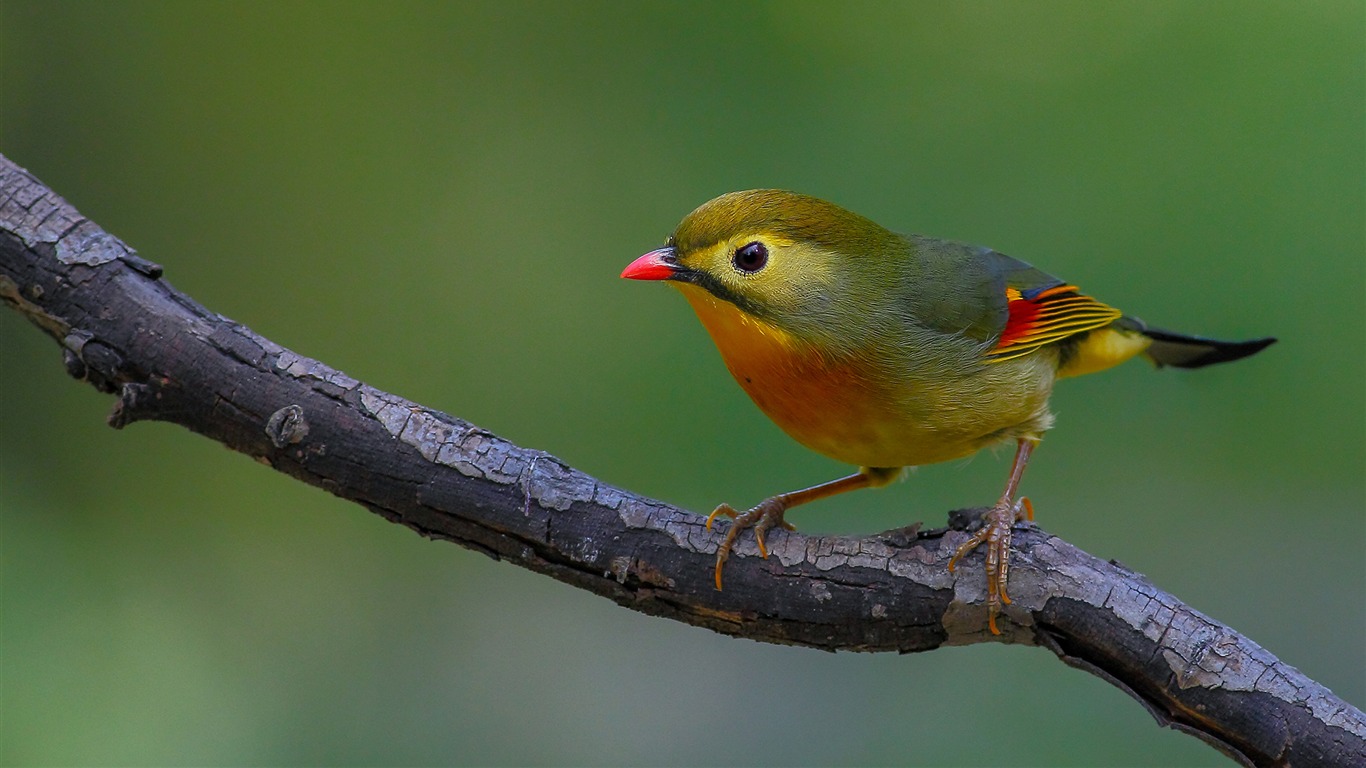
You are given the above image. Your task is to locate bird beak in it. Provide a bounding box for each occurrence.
[621,247,682,281]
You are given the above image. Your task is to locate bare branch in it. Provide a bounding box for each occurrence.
[1,154,1360,767]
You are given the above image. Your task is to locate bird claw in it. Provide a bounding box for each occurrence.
[707,497,791,590]
[947,497,1031,635]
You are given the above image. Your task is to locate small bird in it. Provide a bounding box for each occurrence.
[622,190,1274,634]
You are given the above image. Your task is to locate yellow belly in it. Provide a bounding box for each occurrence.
[677,285,1055,468]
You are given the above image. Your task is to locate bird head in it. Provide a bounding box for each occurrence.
[622,190,902,346]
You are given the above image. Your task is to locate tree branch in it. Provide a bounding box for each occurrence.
[1,154,1360,767]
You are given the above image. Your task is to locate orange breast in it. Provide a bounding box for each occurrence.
[678,285,910,466]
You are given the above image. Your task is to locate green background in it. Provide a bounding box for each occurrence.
[2,2,1362,765]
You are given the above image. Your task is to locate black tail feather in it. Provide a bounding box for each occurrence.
[1135,325,1277,369]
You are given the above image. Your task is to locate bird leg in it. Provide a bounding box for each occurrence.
[947,438,1038,635]
[706,467,899,590]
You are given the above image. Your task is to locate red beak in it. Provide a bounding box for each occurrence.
[621,247,681,281]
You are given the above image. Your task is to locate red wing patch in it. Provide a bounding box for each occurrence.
[987,284,1122,362]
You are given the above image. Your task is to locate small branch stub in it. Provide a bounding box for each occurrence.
[266,404,309,448]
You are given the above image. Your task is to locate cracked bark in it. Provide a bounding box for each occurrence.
[1,154,1361,767]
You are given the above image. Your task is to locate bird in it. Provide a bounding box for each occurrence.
[621,189,1274,634]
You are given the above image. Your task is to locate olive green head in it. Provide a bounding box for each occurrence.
[629,190,905,344]
[671,189,898,256]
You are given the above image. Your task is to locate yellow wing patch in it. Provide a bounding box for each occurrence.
[987,284,1123,363]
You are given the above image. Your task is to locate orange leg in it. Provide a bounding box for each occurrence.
[707,466,899,590]
[947,438,1038,635]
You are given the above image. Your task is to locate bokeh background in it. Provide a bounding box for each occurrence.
[2,2,1362,766]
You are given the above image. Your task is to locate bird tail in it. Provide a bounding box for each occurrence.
[1115,316,1277,369]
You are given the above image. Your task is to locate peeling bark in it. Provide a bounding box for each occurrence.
[2,154,1360,767]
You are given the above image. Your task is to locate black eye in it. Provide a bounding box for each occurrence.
[732,241,768,274]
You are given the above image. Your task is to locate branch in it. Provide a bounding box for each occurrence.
[1,154,1360,767]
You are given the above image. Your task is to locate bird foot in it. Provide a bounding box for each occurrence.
[705,496,796,590]
[947,496,1033,635]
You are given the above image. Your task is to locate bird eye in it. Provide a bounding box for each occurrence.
[732,241,768,274]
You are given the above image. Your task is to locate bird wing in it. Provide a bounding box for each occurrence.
[902,235,1121,360]
[985,282,1122,362]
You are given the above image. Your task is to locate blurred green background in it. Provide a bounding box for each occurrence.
[2,2,1362,765]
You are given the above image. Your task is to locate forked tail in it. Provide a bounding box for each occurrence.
[1117,317,1277,369]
